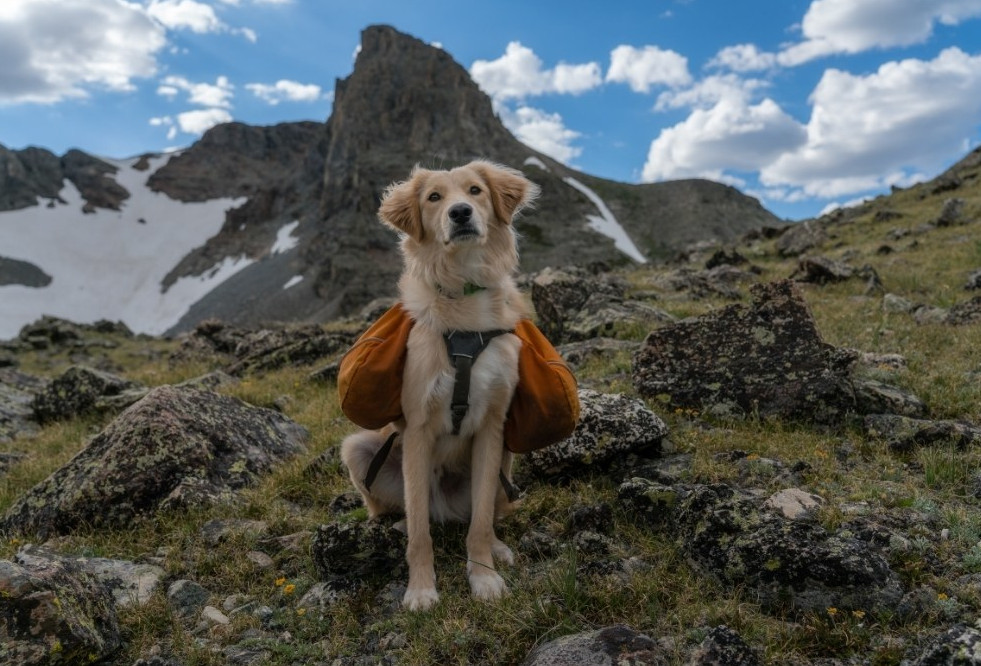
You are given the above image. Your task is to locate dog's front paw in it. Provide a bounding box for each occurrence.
[469,570,508,601]
[403,586,439,611]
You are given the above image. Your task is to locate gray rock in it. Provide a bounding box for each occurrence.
[168,579,210,619]
[852,378,928,418]
[0,367,46,442]
[776,220,826,256]
[936,197,966,226]
[908,624,981,665]
[618,478,680,528]
[296,581,348,611]
[31,365,144,424]
[792,256,856,284]
[864,414,981,452]
[688,625,761,666]
[520,624,667,666]
[522,389,669,479]
[945,295,981,326]
[763,488,824,521]
[16,544,164,608]
[884,293,916,313]
[200,605,230,626]
[0,552,121,665]
[2,385,308,538]
[310,521,407,590]
[531,267,673,343]
[648,265,754,300]
[966,269,981,291]
[200,519,270,546]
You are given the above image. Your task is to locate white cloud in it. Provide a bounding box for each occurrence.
[158,75,234,108]
[779,0,981,66]
[176,108,233,135]
[246,79,322,105]
[642,98,807,182]
[606,44,692,93]
[146,0,224,34]
[0,0,165,104]
[497,105,582,164]
[655,74,769,111]
[469,42,601,100]
[149,115,178,140]
[708,44,778,73]
[762,47,981,197]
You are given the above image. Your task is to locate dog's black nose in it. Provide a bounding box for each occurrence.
[448,203,473,224]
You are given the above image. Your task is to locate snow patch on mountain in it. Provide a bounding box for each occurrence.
[0,155,249,339]
[562,176,647,263]
[271,220,300,254]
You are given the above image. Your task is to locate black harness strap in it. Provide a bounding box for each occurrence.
[363,430,399,492]
[443,329,510,435]
[362,328,520,500]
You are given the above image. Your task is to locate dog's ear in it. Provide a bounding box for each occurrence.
[471,161,541,224]
[378,170,425,242]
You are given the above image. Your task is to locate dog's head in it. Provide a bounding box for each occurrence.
[378,160,540,248]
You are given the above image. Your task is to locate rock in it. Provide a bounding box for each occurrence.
[617,478,680,528]
[200,519,270,546]
[966,269,981,291]
[672,484,904,617]
[0,256,52,288]
[648,265,754,300]
[0,367,46,442]
[908,624,981,665]
[945,295,981,325]
[914,304,950,325]
[863,414,981,452]
[705,248,747,269]
[0,551,121,665]
[792,256,855,283]
[689,625,762,666]
[310,521,407,591]
[31,365,145,424]
[763,488,824,521]
[1,386,308,538]
[296,581,347,611]
[852,378,928,418]
[936,197,965,226]
[16,545,164,608]
[531,267,673,343]
[246,551,275,569]
[555,338,639,371]
[16,315,133,350]
[522,389,669,479]
[883,293,916,313]
[168,579,210,619]
[632,280,860,424]
[520,624,667,666]
[776,220,826,257]
[200,605,230,627]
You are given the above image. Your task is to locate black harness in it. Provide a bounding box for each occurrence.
[362,328,521,502]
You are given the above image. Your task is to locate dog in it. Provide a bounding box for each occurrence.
[341,160,540,611]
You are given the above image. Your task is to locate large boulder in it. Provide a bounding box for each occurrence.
[1,385,308,538]
[0,551,121,665]
[522,389,669,480]
[0,368,46,442]
[633,280,860,424]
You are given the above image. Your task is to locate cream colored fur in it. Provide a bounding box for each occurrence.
[340,160,540,611]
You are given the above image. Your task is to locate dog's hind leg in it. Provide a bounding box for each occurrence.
[340,429,404,518]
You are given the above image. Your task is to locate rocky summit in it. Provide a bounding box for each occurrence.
[0,25,780,338]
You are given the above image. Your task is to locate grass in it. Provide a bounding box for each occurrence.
[1,170,981,664]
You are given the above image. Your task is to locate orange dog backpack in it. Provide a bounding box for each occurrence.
[337,303,579,453]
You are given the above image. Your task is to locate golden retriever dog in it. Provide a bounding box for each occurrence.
[341,160,539,611]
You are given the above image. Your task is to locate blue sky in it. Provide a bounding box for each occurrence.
[2,1,981,220]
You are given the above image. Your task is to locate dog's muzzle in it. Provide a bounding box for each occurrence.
[448,203,479,241]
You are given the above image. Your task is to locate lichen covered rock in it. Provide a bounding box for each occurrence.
[0,551,121,665]
[520,624,666,666]
[310,521,407,591]
[633,280,874,424]
[31,365,145,424]
[2,385,307,538]
[522,389,669,479]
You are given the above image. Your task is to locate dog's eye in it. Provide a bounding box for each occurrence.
[427,192,441,202]
[469,185,482,195]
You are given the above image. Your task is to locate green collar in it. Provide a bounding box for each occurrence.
[437,281,487,298]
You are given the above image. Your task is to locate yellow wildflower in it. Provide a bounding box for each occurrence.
[274,577,286,587]
[284,584,296,595]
